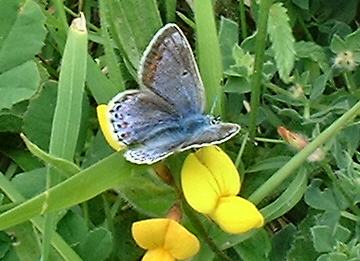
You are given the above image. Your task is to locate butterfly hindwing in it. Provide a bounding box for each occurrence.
[108,90,179,146]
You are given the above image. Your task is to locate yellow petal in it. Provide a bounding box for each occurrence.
[132,219,168,249]
[142,248,174,261]
[209,196,264,234]
[164,220,200,260]
[195,146,240,196]
[181,153,220,214]
[96,104,124,151]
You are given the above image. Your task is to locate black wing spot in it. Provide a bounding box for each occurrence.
[182,70,189,77]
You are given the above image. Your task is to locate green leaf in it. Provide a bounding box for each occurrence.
[291,0,309,10]
[0,61,39,111]
[79,228,112,261]
[345,28,360,50]
[310,71,331,100]
[104,0,162,70]
[20,134,80,177]
[304,179,348,211]
[218,17,239,72]
[235,229,271,261]
[23,81,57,150]
[295,41,329,72]
[261,168,308,222]
[11,168,46,198]
[269,224,297,261]
[0,0,46,73]
[268,3,295,83]
[57,211,88,248]
[330,34,347,53]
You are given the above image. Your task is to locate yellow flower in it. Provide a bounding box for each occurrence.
[132,218,200,261]
[181,146,264,234]
[96,104,125,151]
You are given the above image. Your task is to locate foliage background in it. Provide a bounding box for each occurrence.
[0,0,359,260]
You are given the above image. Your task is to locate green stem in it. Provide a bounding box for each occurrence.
[248,0,273,141]
[235,132,249,168]
[340,211,359,222]
[239,0,248,40]
[249,99,360,204]
[182,201,231,261]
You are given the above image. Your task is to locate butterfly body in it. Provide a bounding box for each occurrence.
[106,24,240,164]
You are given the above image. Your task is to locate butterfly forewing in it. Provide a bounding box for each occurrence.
[139,24,205,116]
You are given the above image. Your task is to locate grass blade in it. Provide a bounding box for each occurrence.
[194,0,223,114]
[42,14,88,260]
[0,153,131,230]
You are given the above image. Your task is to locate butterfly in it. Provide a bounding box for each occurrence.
[106,23,240,164]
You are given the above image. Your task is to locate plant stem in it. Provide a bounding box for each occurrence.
[239,0,248,40]
[182,201,231,261]
[248,0,273,141]
[249,99,360,204]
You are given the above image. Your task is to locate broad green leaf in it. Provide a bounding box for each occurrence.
[0,61,39,111]
[218,17,239,71]
[235,229,271,261]
[0,109,23,133]
[0,0,46,73]
[194,0,223,114]
[345,28,360,50]
[311,225,350,252]
[310,71,331,100]
[304,179,349,211]
[295,41,329,72]
[0,153,132,230]
[78,228,112,261]
[7,223,41,261]
[268,3,295,83]
[287,212,318,260]
[104,0,162,70]
[330,34,347,53]
[57,211,88,248]
[261,168,308,222]
[23,81,57,150]
[11,168,46,198]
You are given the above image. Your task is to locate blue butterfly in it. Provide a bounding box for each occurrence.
[107,24,240,164]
